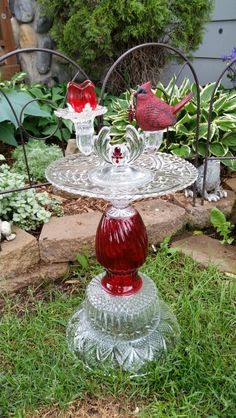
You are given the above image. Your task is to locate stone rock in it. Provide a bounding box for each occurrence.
[39,213,102,263]
[14,0,34,23]
[0,227,39,280]
[171,191,235,229]
[36,35,53,74]
[52,186,79,200]
[51,60,73,84]
[225,177,236,193]
[11,17,20,47]
[19,24,38,49]
[172,235,236,274]
[39,201,187,263]
[65,138,79,156]
[9,0,15,15]
[135,199,187,244]
[36,15,53,34]
[0,262,68,294]
[20,52,38,83]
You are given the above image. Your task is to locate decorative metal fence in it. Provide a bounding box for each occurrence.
[0,44,235,206]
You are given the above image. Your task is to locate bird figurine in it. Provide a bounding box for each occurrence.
[130,81,193,131]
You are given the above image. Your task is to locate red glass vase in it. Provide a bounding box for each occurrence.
[67,80,97,113]
[96,206,148,296]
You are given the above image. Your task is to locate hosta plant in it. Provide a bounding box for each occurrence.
[156,78,236,170]
[0,164,63,231]
[104,91,133,142]
[104,78,236,170]
[13,140,63,182]
[0,72,73,147]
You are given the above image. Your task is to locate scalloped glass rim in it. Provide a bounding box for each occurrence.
[45,152,198,202]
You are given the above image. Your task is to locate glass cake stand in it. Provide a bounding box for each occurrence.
[46,151,197,371]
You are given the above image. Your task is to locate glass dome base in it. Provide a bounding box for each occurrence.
[88,164,153,188]
[66,273,179,371]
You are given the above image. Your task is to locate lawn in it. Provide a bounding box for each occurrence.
[0,249,235,418]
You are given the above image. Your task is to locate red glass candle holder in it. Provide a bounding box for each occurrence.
[67,80,97,113]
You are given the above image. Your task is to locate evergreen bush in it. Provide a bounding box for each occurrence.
[39,0,213,83]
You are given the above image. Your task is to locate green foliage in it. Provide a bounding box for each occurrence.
[105,78,236,170]
[76,254,90,271]
[210,207,234,245]
[157,78,236,170]
[104,91,133,142]
[0,73,73,147]
[38,0,213,79]
[12,140,63,182]
[0,164,62,230]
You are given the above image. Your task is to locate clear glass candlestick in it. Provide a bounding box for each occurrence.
[54,105,107,155]
[143,130,164,151]
[74,119,94,156]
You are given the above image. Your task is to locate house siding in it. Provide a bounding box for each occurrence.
[161,0,236,87]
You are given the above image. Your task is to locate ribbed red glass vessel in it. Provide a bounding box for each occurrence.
[96,206,148,296]
[67,80,97,112]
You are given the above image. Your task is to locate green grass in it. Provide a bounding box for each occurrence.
[0,249,235,418]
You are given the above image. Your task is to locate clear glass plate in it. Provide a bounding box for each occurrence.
[46,152,197,202]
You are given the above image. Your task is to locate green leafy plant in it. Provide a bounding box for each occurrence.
[12,140,63,182]
[0,73,73,147]
[76,254,90,271]
[104,91,133,142]
[159,235,180,255]
[39,0,213,81]
[104,78,236,170]
[156,78,236,170]
[210,207,234,244]
[0,163,63,230]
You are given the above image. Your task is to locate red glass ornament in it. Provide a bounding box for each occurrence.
[96,206,148,296]
[67,80,97,113]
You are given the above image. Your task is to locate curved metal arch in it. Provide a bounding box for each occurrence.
[0,88,33,184]
[0,48,89,194]
[202,57,236,204]
[100,42,201,205]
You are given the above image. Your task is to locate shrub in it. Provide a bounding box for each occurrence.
[0,164,62,231]
[38,0,213,82]
[13,140,63,182]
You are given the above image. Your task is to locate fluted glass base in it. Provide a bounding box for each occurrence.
[67,273,179,371]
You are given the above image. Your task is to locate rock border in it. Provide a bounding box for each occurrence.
[0,191,235,294]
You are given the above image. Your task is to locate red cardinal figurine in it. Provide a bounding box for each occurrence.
[131,81,193,131]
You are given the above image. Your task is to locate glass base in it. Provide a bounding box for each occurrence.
[66,273,179,371]
[88,165,153,188]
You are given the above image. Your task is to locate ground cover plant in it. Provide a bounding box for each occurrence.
[0,249,235,417]
[0,161,62,230]
[12,140,63,182]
